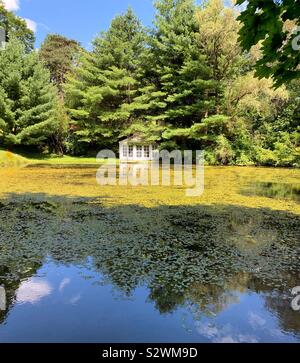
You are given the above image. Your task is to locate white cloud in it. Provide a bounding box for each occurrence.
[248,312,266,329]
[3,1,38,33]
[2,0,20,11]
[70,294,81,305]
[16,278,52,305]
[196,321,258,343]
[24,18,37,32]
[59,278,71,292]
[196,322,219,338]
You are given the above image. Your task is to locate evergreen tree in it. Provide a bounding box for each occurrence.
[128,0,216,147]
[65,8,145,151]
[0,40,63,150]
[39,34,81,96]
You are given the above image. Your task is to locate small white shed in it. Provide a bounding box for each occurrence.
[119,135,156,162]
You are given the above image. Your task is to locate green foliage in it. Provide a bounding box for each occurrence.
[196,0,245,83]
[39,34,81,95]
[0,192,299,315]
[62,0,299,166]
[237,0,300,87]
[130,0,215,131]
[0,1,298,166]
[254,147,278,167]
[65,8,145,152]
[0,2,35,51]
[0,40,62,150]
[214,135,235,165]
[248,80,300,167]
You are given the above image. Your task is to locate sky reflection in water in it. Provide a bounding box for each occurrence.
[0,260,299,343]
[0,167,299,343]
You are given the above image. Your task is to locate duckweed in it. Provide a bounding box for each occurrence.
[0,166,299,328]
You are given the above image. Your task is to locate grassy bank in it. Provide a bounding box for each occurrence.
[0,150,30,167]
[1,149,299,168]
[0,150,104,166]
[25,154,102,165]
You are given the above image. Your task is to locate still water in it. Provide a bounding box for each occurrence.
[242,182,300,202]
[0,261,298,343]
[0,166,299,343]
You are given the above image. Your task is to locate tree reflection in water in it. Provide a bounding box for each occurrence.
[0,193,299,338]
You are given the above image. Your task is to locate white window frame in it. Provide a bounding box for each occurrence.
[136,145,143,158]
[123,145,128,158]
[128,145,134,158]
[144,146,150,158]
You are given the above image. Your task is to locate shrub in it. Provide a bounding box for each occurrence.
[215,136,235,165]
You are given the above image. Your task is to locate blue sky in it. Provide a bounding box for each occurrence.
[3,0,156,48]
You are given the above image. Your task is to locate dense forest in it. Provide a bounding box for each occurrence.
[0,0,299,167]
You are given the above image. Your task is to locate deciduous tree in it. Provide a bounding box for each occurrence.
[236,0,300,87]
[0,1,35,51]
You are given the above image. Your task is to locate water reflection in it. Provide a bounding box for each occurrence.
[0,193,299,342]
[16,278,52,305]
[242,182,300,202]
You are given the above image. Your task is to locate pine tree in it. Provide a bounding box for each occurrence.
[0,39,63,149]
[39,34,80,96]
[127,0,216,147]
[65,8,145,150]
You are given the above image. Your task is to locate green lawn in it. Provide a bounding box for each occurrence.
[27,154,102,165]
[0,149,112,166]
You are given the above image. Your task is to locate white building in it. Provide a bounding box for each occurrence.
[119,135,157,162]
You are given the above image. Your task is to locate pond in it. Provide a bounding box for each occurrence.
[0,166,299,343]
[242,182,300,202]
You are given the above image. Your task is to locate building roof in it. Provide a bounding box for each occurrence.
[119,134,153,145]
